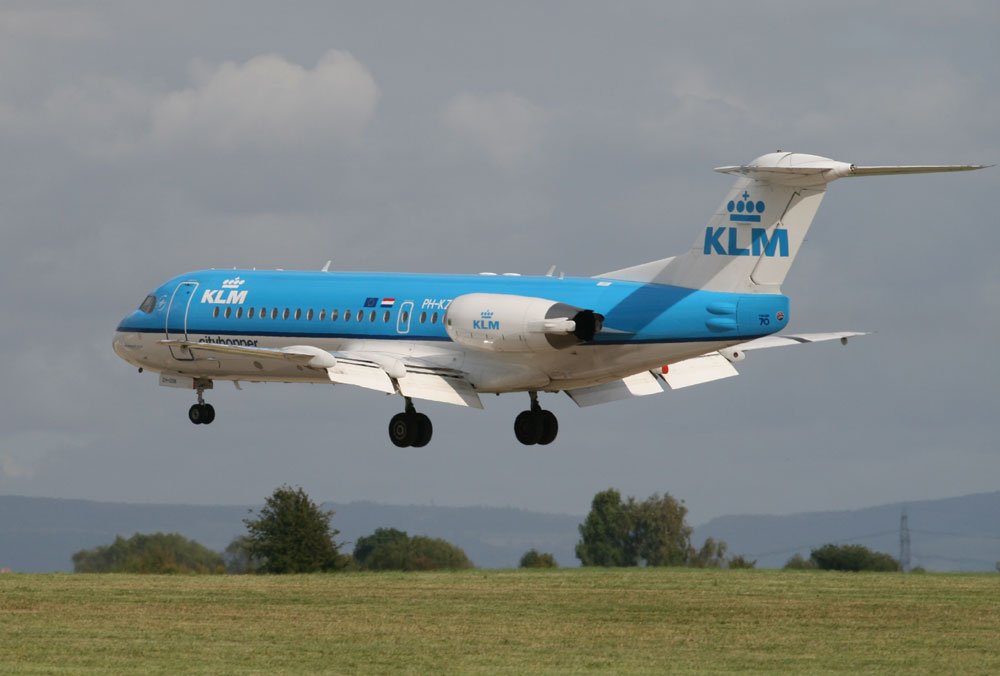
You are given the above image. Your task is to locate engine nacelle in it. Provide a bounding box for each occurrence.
[444,293,602,353]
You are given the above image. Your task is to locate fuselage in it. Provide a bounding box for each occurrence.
[113,269,789,392]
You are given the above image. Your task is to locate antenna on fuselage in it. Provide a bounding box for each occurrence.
[321,260,332,272]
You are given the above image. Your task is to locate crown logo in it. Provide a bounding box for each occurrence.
[727,191,765,223]
[222,276,245,289]
[480,310,494,320]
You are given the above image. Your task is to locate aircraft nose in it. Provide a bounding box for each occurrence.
[112,329,144,366]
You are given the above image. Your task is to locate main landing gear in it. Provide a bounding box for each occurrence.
[188,383,216,425]
[514,392,558,445]
[388,398,432,448]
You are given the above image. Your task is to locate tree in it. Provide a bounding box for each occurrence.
[576,489,635,566]
[783,553,817,570]
[243,485,344,574]
[354,528,409,569]
[72,533,223,574]
[810,544,899,572]
[631,493,692,566]
[520,549,558,568]
[353,528,473,571]
[688,537,728,568]
[223,536,260,574]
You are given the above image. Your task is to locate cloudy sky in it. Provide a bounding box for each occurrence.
[1,1,997,523]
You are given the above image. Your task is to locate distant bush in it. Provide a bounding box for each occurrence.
[783,553,818,570]
[810,544,899,572]
[72,532,224,574]
[727,555,757,569]
[520,549,558,568]
[354,528,473,571]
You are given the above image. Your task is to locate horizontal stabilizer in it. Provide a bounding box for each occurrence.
[715,153,989,187]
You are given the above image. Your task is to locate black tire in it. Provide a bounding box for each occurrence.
[389,412,416,447]
[412,413,433,448]
[202,404,216,425]
[188,404,203,425]
[538,410,558,445]
[514,410,543,445]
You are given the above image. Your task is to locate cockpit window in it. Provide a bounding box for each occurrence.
[139,295,157,314]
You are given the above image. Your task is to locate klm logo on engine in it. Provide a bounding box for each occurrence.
[473,310,500,330]
[200,276,248,304]
[704,191,789,257]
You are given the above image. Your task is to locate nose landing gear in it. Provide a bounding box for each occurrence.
[188,382,215,425]
[388,398,432,448]
[514,392,558,445]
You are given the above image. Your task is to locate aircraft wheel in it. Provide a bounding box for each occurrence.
[188,404,204,425]
[389,412,417,448]
[201,404,216,425]
[514,410,543,445]
[538,410,558,445]
[412,413,433,448]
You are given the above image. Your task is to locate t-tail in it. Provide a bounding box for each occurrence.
[599,152,989,293]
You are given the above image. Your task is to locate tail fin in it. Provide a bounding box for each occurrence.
[599,152,988,293]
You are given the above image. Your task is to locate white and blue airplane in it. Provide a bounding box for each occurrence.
[113,152,987,447]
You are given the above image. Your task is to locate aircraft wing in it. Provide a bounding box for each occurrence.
[158,340,483,408]
[565,331,866,406]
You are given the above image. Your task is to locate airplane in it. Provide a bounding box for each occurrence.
[113,152,988,447]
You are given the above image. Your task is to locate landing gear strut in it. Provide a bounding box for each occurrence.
[514,392,558,445]
[388,398,432,448]
[188,382,216,425]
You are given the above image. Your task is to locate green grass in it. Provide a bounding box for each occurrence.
[2,569,998,674]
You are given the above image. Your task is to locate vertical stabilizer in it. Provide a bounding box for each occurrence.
[597,152,988,293]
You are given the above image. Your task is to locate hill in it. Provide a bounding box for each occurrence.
[695,491,1000,571]
[0,495,581,572]
[2,491,998,572]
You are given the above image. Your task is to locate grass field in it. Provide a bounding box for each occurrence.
[2,569,998,674]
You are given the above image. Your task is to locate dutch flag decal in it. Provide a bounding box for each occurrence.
[381,298,396,308]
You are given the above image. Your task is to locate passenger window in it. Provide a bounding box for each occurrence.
[369,310,376,322]
[294,309,302,320]
[357,310,364,322]
[247,307,254,318]
[344,309,352,321]
[236,307,243,319]
[383,310,390,323]
[419,311,426,324]
[331,309,339,321]
[260,308,266,319]
[307,309,314,321]
[224,307,232,319]
[282,308,290,320]
[213,307,219,318]
[139,295,156,314]
[402,310,409,323]
[271,308,278,320]
[319,309,326,321]
[431,312,438,324]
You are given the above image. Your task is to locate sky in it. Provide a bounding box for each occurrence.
[1,1,998,523]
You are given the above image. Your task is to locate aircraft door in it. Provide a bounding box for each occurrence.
[396,301,414,335]
[165,281,198,360]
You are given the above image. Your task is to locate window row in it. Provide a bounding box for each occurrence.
[210,306,440,325]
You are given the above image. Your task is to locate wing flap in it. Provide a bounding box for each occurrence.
[566,371,664,407]
[397,372,483,409]
[660,353,739,390]
[326,362,396,394]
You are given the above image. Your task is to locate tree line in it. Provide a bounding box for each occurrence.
[71,485,902,574]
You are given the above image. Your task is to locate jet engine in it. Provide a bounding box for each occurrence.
[444,293,603,353]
